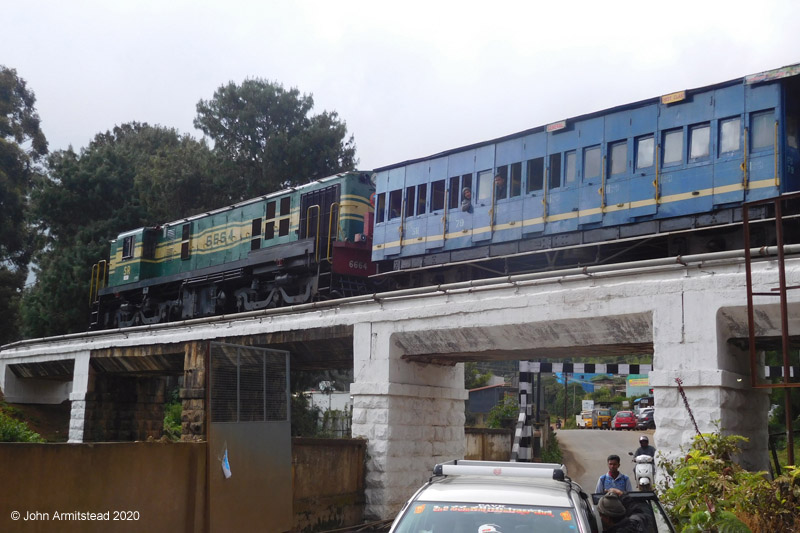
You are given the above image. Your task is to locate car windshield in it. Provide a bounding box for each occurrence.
[392,501,579,533]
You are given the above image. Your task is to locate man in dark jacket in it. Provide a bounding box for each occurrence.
[634,435,656,457]
[598,490,656,533]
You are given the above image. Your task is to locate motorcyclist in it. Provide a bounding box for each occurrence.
[634,435,656,457]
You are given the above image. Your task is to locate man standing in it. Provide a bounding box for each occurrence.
[596,454,633,493]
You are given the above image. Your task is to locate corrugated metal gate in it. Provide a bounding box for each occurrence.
[208,342,291,532]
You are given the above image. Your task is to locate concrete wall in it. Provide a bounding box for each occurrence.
[464,428,513,460]
[292,438,367,532]
[0,442,207,533]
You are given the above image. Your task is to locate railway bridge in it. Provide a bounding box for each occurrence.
[1,249,798,520]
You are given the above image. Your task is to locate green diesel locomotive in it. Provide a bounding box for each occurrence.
[89,171,375,329]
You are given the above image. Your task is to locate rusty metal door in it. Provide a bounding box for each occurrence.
[208,342,291,532]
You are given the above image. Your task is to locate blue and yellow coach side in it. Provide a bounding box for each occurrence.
[370,64,800,273]
[90,171,375,329]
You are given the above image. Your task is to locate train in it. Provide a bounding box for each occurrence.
[90,63,800,329]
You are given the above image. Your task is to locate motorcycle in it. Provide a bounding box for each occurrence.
[629,451,655,490]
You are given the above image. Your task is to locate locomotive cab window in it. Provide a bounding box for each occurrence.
[510,163,522,196]
[720,117,742,154]
[636,136,654,169]
[751,110,775,151]
[122,236,135,260]
[689,124,710,160]
[526,157,544,192]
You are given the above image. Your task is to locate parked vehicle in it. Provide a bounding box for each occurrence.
[637,408,656,430]
[389,460,601,533]
[580,410,593,429]
[593,408,612,429]
[612,410,637,430]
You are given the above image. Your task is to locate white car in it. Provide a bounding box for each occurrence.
[388,461,600,533]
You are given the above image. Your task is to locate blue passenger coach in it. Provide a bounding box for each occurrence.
[371,64,800,282]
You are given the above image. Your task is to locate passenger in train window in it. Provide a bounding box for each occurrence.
[461,187,473,213]
[494,174,507,200]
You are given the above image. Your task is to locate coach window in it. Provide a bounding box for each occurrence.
[609,141,627,176]
[663,129,683,166]
[431,179,445,211]
[719,117,742,154]
[416,184,427,215]
[477,170,493,202]
[280,197,291,216]
[265,220,275,239]
[510,162,522,196]
[564,152,576,186]
[405,186,416,217]
[388,189,402,219]
[526,157,544,192]
[376,192,386,223]
[122,236,135,260]
[636,135,654,169]
[751,110,775,151]
[448,176,460,211]
[583,146,601,181]
[689,124,710,160]
[548,154,561,189]
[495,165,509,199]
[462,174,473,200]
[266,201,276,220]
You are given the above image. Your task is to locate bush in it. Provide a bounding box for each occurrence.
[0,410,45,442]
[659,426,800,532]
[487,396,519,429]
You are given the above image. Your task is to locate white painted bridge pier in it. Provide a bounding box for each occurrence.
[1,249,799,520]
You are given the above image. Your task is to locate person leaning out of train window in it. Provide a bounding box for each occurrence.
[494,173,507,201]
[461,187,473,213]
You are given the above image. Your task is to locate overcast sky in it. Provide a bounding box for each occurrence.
[7,0,800,171]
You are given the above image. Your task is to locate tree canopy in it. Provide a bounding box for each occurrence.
[0,66,47,344]
[194,78,357,199]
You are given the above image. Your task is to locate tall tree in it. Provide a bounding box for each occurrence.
[22,123,222,338]
[194,79,357,200]
[0,66,47,344]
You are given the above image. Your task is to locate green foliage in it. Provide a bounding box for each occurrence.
[162,388,182,441]
[291,393,322,437]
[0,66,48,344]
[0,409,45,442]
[541,431,563,464]
[659,426,800,532]
[464,362,492,390]
[487,396,519,429]
[194,78,356,198]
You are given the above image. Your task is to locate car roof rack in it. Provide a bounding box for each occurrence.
[433,460,567,481]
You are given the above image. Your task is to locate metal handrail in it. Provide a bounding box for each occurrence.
[89,260,108,306]
[326,202,340,262]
